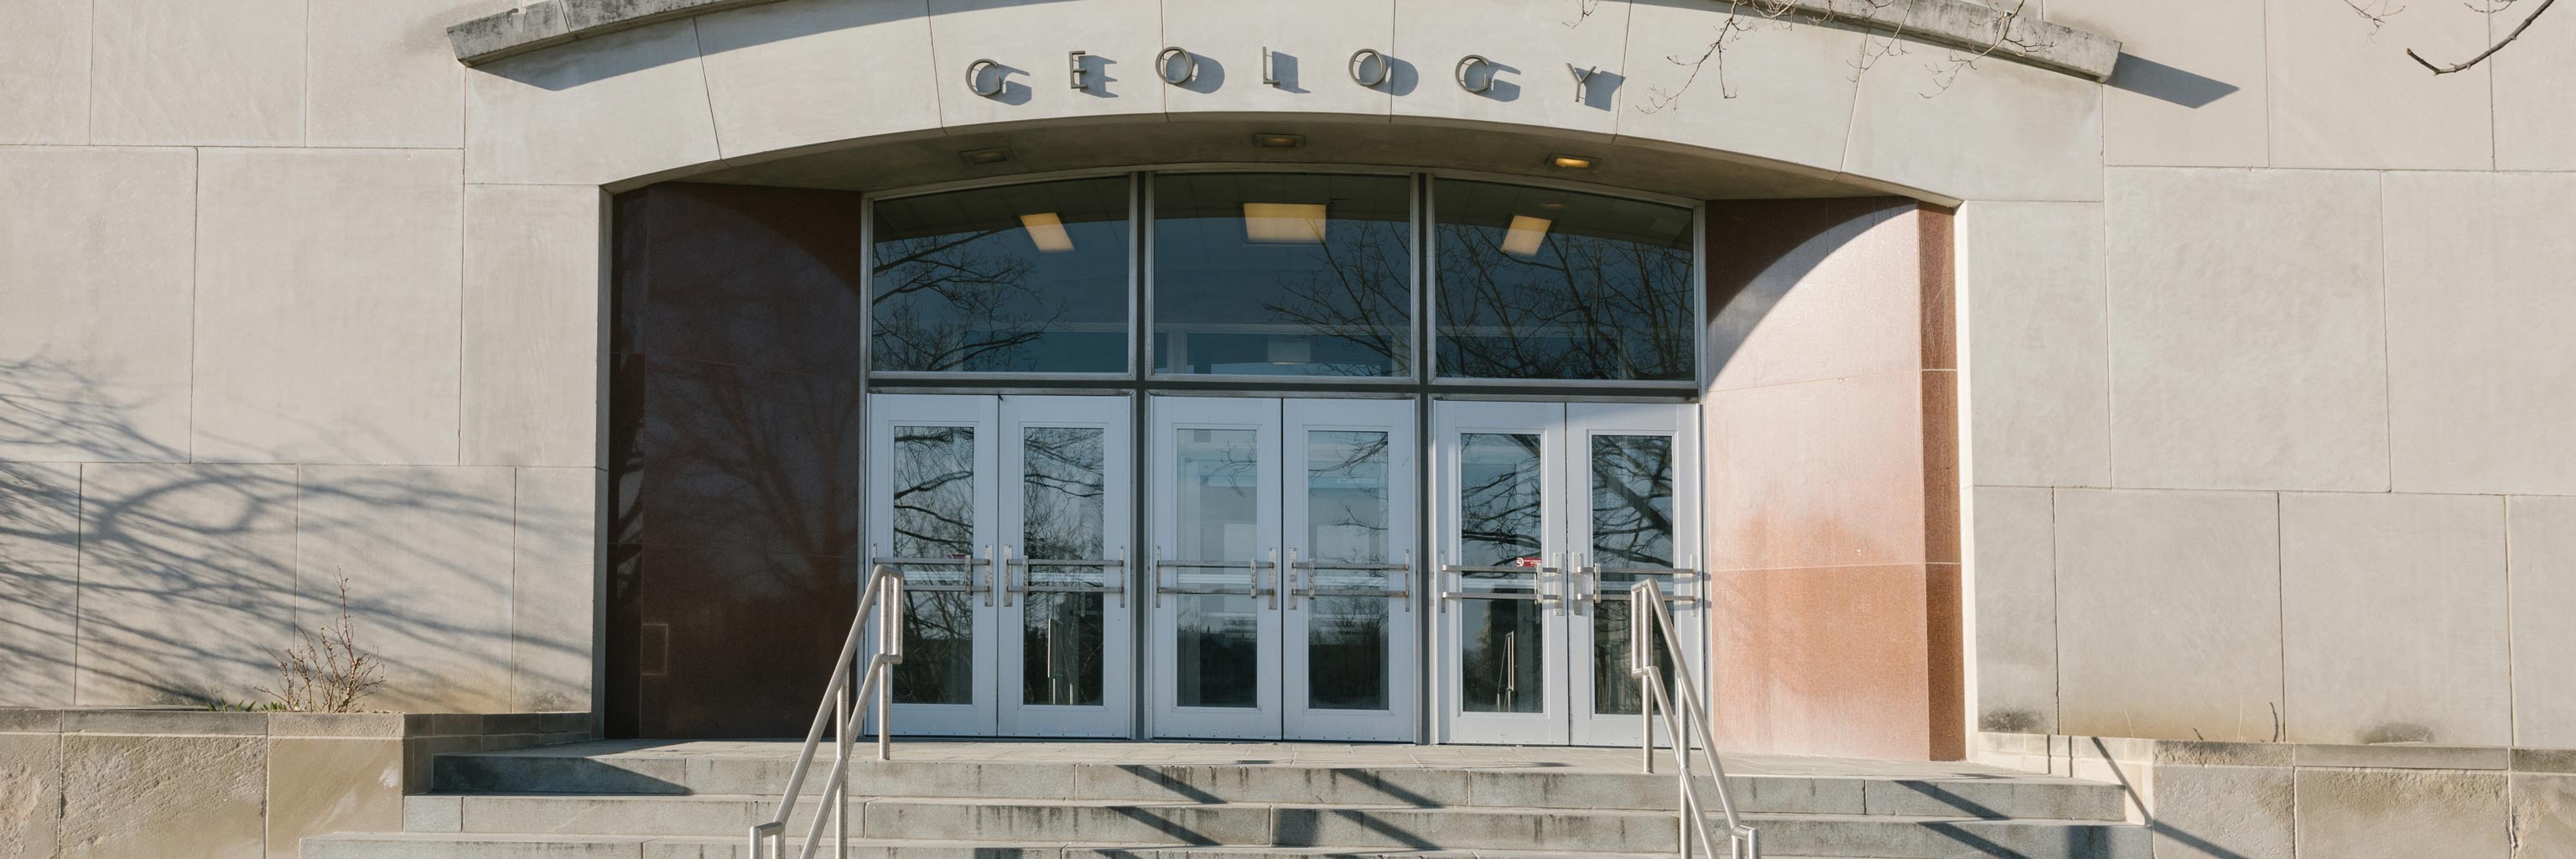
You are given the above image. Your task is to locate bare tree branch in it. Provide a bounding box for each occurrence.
[2409,0,2557,73]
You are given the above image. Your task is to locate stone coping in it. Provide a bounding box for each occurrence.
[446,0,2119,81]
[0,705,589,738]
[1979,731,2576,774]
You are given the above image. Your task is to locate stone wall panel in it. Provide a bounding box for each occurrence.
[2279,492,2510,746]
[2510,496,2576,749]
[465,19,721,185]
[463,184,607,468]
[0,148,198,463]
[294,466,520,713]
[0,733,63,859]
[193,148,466,466]
[2054,488,2283,742]
[1616,7,1866,175]
[1972,487,2058,735]
[1963,200,2110,487]
[308,0,492,148]
[1846,46,2104,201]
[90,0,304,145]
[2384,172,2576,496]
[263,738,404,859]
[2262,0,2493,169]
[513,466,601,712]
[75,463,299,705]
[0,0,88,145]
[2049,0,2267,168]
[2293,768,2510,859]
[59,733,267,859]
[2104,168,2386,492]
[695,0,943,160]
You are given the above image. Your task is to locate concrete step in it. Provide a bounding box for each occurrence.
[311,830,2124,859]
[432,747,2127,821]
[401,793,2145,859]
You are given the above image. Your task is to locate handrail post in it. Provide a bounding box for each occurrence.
[879,570,900,762]
[835,667,850,858]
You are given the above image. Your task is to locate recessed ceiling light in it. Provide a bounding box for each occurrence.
[1243,202,1328,243]
[1500,215,1553,257]
[959,147,1012,166]
[1253,133,1306,148]
[1019,212,1074,252]
[1546,154,1597,169]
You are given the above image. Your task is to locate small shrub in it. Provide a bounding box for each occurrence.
[259,576,386,712]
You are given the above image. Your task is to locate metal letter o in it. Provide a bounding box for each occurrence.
[1455,55,1494,94]
[1349,49,1389,88]
[1157,46,1199,85]
[965,59,1005,97]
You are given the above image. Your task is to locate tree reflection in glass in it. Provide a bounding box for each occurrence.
[1458,432,1545,713]
[1306,430,1390,711]
[1154,174,1410,377]
[1021,426,1106,707]
[1434,180,1695,381]
[871,178,1130,373]
[890,425,977,705]
[1588,434,1675,716]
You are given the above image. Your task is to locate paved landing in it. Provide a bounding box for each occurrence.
[473,738,2043,780]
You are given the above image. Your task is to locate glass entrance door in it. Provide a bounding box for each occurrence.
[1150,396,1418,741]
[867,393,1133,737]
[1433,400,1699,747]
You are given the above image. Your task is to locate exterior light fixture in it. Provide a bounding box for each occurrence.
[1018,212,1074,252]
[1253,133,1306,148]
[1545,154,1597,169]
[959,146,1012,166]
[1499,215,1552,257]
[1242,203,1328,244]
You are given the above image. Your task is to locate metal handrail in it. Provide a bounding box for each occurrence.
[749,564,906,859]
[1632,579,1758,859]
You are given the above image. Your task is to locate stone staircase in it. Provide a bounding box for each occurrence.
[299,740,2150,859]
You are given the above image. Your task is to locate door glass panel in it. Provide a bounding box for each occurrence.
[871,178,1131,373]
[890,425,977,705]
[1021,426,1106,707]
[1457,432,1545,714]
[1174,429,1261,708]
[1306,430,1390,711]
[1152,173,1412,377]
[1433,180,1695,381]
[1588,434,1675,716]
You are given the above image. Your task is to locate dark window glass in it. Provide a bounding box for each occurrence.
[889,425,978,705]
[1457,432,1545,713]
[1587,434,1676,716]
[1021,426,1109,707]
[1306,430,1391,711]
[871,178,1130,373]
[1152,173,1411,377]
[1434,180,1695,381]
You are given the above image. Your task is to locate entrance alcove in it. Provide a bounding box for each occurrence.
[600,117,1958,759]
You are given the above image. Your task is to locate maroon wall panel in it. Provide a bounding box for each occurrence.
[606,184,869,738]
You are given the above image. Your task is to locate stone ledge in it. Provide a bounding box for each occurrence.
[0,706,589,741]
[446,0,2120,81]
[1979,731,2576,774]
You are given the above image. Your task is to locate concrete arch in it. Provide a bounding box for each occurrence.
[455,0,2110,204]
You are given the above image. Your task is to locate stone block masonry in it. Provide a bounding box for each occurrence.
[0,707,592,859]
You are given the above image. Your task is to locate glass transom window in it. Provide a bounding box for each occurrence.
[866,172,1697,387]
[1151,173,1413,377]
[1432,180,1696,383]
[870,177,1131,373]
